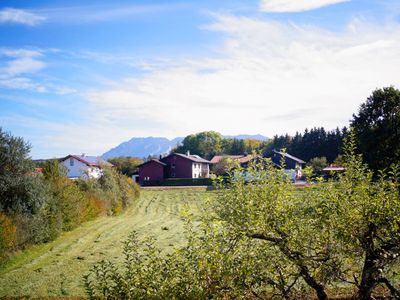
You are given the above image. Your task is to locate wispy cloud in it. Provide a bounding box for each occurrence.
[3,11,400,158]
[0,8,45,25]
[35,3,188,24]
[259,0,350,13]
[0,48,46,91]
[0,48,45,75]
[0,48,77,94]
[81,14,400,146]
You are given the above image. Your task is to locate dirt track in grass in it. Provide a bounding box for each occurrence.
[0,189,213,298]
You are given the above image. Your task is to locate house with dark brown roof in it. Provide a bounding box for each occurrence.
[138,152,211,185]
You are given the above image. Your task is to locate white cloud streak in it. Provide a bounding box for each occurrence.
[259,0,350,13]
[80,14,400,150]
[0,49,47,91]
[0,8,45,25]
[6,14,400,157]
[33,3,188,24]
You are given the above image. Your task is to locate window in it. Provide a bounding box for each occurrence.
[70,158,74,166]
[171,164,175,169]
[172,173,176,178]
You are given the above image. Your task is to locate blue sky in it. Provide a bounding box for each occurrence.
[1,0,399,158]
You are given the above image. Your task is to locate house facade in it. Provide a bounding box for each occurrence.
[138,152,211,185]
[270,150,305,180]
[137,159,166,184]
[60,154,113,180]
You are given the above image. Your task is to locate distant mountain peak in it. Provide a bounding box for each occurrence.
[102,134,268,159]
[102,137,183,159]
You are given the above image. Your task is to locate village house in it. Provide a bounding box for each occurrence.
[60,154,113,180]
[138,152,211,185]
[210,154,254,168]
[270,150,305,180]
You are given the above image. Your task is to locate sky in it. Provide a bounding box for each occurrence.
[0,0,399,158]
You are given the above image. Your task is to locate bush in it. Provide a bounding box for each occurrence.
[0,129,141,259]
[85,132,400,299]
[0,213,16,259]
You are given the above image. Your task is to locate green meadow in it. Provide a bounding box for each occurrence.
[0,189,214,298]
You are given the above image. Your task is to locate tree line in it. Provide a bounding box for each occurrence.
[174,87,400,174]
[111,86,399,175]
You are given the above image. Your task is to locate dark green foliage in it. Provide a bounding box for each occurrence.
[351,86,400,171]
[175,131,223,159]
[263,127,347,163]
[85,133,400,299]
[174,128,346,163]
[107,157,143,177]
[175,132,265,158]
[309,157,328,175]
[0,127,40,214]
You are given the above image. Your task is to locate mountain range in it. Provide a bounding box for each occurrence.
[102,134,268,159]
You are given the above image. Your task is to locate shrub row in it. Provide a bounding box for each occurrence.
[0,162,140,261]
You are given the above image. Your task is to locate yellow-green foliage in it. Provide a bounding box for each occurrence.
[7,162,140,255]
[0,213,16,259]
[84,133,400,300]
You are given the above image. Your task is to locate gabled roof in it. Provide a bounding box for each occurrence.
[163,153,211,164]
[210,155,254,164]
[138,159,167,168]
[61,154,113,168]
[273,150,305,164]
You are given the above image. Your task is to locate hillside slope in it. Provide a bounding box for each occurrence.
[0,189,213,298]
[102,137,184,159]
[102,134,268,159]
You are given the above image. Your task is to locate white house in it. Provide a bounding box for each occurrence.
[60,154,113,180]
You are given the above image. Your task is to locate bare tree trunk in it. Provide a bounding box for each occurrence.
[358,224,380,300]
[249,233,329,300]
[299,265,328,300]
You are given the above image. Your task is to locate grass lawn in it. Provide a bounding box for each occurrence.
[0,189,215,298]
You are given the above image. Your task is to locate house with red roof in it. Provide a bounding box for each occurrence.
[138,152,211,185]
[60,154,113,180]
[211,154,255,168]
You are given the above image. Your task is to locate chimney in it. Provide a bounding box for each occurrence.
[159,155,162,160]
[82,153,86,157]
[186,150,190,156]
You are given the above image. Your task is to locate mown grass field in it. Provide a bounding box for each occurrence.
[0,188,215,298]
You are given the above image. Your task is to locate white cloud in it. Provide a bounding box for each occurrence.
[259,0,350,12]
[0,48,46,91]
[2,57,46,76]
[6,14,400,157]
[0,48,45,76]
[0,77,46,92]
[34,3,188,24]
[79,14,400,150]
[0,48,76,94]
[0,8,45,25]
